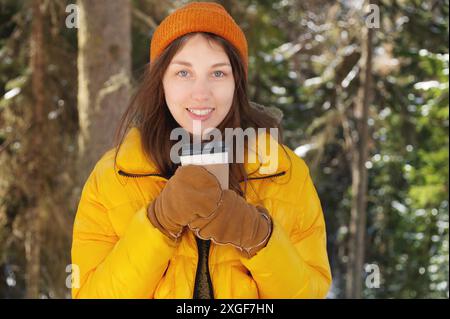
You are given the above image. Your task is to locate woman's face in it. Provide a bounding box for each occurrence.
[162,34,235,136]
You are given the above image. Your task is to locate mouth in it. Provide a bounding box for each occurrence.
[186,107,215,121]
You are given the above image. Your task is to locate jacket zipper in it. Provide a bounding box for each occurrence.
[245,170,286,181]
[118,170,169,179]
[118,169,286,181]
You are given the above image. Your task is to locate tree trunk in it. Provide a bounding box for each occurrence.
[26,0,45,299]
[345,16,373,299]
[77,0,132,183]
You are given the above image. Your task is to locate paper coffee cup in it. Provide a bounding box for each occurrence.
[180,142,229,190]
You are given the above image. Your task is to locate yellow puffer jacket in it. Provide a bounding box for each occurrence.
[71,127,332,298]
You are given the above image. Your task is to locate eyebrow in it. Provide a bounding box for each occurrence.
[170,60,231,68]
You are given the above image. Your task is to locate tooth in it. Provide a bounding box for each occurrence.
[189,108,212,115]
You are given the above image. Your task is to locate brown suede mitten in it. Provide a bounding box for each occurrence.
[147,165,223,242]
[188,190,273,258]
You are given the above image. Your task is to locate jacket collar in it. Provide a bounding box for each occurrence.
[115,127,291,178]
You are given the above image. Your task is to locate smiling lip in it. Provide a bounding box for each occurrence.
[186,107,214,121]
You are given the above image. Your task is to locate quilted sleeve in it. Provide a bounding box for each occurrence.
[71,168,177,299]
[241,160,332,298]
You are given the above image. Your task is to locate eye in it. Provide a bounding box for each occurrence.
[213,71,226,78]
[176,70,190,78]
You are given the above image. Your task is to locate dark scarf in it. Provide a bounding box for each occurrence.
[193,237,214,299]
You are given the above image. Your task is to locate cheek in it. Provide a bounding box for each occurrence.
[163,81,189,113]
[214,82,235,116]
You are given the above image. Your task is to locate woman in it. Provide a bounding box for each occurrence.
[71,2,332,299]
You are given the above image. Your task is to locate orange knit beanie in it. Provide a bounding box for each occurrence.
[150,2,248,77]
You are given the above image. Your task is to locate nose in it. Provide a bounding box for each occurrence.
[190,77,211,102]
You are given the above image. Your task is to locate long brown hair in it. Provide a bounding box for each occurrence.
[114,32,283,196]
